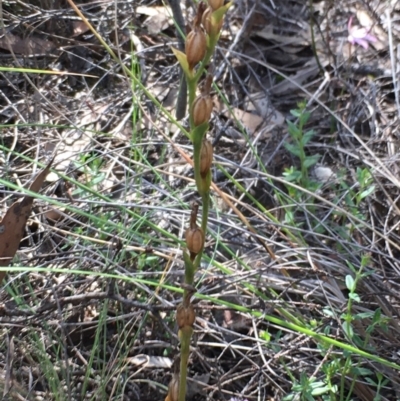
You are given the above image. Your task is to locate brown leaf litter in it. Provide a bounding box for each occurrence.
[0,159,53,284]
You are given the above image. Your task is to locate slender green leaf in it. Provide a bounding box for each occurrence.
[301,130,315,145]
[303,154,320,168]
[359,185,375,200]
[287,120,301,138]
[284,142,301,157]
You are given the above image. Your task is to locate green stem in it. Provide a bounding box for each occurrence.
[192,123,208,192]
[299,141,308,187]
[195,186,210,266]
[200,190,210,236]
[178,327,192,401]
[187,76,197,129]
[183,251,196,285]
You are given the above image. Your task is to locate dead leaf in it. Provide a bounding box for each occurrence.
[72,21,90,37]
[244,91,285,124]
[0,159,53,284]
[136,5,172,17]
[128,354,172,368]
[214,98,264,134]
[0,33,55,55]
[43,195,66,222]
[136,6,173,34]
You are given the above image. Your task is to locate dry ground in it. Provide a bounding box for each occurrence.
[1,0,400,400]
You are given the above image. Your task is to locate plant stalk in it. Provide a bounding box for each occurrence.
[175,6,230,400]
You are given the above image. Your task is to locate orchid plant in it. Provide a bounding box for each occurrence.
[164,2,231,401]
[347,16,377,49]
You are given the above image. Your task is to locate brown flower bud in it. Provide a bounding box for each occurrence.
[185,27,206,70]
[192,94,213,126]
[202,7,224,36]
[202,8,212,35]
[185,226,204,255]
[176,303,196,329]
[200,139,213,177]
[166,374,179,401]
[208,0,224,10]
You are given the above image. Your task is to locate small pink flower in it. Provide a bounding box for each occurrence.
[347,16,377,49]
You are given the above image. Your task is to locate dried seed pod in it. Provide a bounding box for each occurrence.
[208,0,224,10]
[185,226,204,255]
[185,27,206,70]
[202,7,224,36]
[176,303,196,329]
[200,139,213,177]
[166,374,179,401]
[192,94,213,126]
